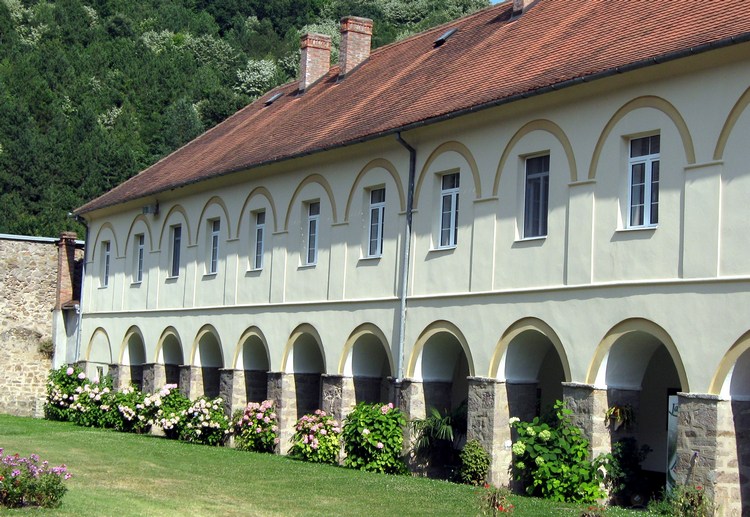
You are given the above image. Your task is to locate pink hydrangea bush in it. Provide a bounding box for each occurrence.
[44,365,89,421]
[68,375,115,428]
[342,402,408,474]
[232,400,279,453]
[0,449,71,509]
[289,409,341,465]
[151,384,191,439]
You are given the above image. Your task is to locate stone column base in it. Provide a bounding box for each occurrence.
[142,363,166,394]
[467,377,513,487]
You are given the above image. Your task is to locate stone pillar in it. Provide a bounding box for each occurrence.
[141,363,166,394]
[179,365,201,399]
[467,377,513,486]
[267,372,296,455]
[562,382,610,458]
[219,368,247,415]
[673,394,722,509]
[321,375,357,422]
[717,398,750,517]
[108,363,130,391]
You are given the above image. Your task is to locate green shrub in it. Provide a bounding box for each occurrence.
[0,449,71,509]
[509,400,612,503]
[342,402,408,475]
[178,396,230,446]
[647,485,714,517]
[289,409,341,465]
[232,400,279,453]
[410,402,467,474]
[457,439,490,485]
[68,376,116,429]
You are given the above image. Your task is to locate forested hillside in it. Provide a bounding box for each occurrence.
[0,0,488,237]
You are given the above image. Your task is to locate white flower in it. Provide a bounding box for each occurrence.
[508,417,520,425]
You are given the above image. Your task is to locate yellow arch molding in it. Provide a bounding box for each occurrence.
[232,326,271,371]
[157,205,193,250]
[154,326,183,364]
[713,86,750,161]
[337,322,394,376]
[119,325,145,364]
[85,327,111,363]
[91,222,119,260]
[283,174,339,231]
[189,324,223,366]
[588,96,696,180]
[585,318,689,391]
[195,196,232,242]
[280,323,326,373]
[406,320,475,379]
[413,141,482,210]
[123,214,155,254]
[343,158,406,222]
[493,119,578,196]
[236,187,280,238]
[488,317,572,382]
[708,330,750,395]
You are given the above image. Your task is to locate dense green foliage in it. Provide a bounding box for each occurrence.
[342,401,408,474]
[509,401,614,504]
[456,438,490,486]
[0,0,488,236]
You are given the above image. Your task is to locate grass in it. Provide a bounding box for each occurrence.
[0,415,644,516]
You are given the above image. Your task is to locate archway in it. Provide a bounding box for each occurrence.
[194,329,224,398]
[86,328,112,379]
[122,329,146,390]
[594,324,684,495]
[158,330,183,386]
[342,325,393,405]
[497,323,567,423]
[284,327,326,419]
[236,330,270,403]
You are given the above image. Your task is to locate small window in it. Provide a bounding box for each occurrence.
[524,155,550,238]
[628,135,660,228]
[305,201,320,265]
[367,188,385,257]
[134,234,145,283]
[208,219,220,274]
[252,210,266,270]
[101,241,111,287]
[439,173,460,248]
[170,225,181,278]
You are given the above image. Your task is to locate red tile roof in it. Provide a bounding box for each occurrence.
[77,0,750,214]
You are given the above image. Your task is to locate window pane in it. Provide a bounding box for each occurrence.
[371,188,385,204]
[171,226,181,277]
[256,211,265,225]
[442,173,459,190]
[630,137,649,157]
[650,135,660,154]
[309,202,320,217]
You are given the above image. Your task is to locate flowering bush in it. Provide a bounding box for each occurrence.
[509,401,612,503]
[110,385,156,434]
[152,385,191,439]
[232,400,279,453]
[0,449,71,509]
[479,484,514,515]
[68,375,115,428]
[179,396,230,446]
[289,409,341,465]
[44,365,89,421]
[647,484,714,516]
[342,402,407,474]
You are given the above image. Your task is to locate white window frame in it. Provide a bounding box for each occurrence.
[523,154,550,238]
[208,219,220,275]
[169,225,181,278]
[134,233,145,283]
[252,210,265,270]
[101,241,111,287]
[627,134,660,228]
[304,201,320,265]
[367,187,385,257]
[438,172,460,248]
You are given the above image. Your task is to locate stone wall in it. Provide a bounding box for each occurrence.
[0,237,58,416]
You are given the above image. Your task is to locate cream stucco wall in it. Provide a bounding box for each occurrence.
[79,44,750,402]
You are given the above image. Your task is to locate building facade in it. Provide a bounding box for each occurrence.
[74,1,750,513]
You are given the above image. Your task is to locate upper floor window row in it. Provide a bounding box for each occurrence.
[628,134,660,228]
[439,172,460,248]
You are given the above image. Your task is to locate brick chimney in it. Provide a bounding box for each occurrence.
[512,0,534,15]
[339,16,373,77]
[55,231,78,310]
[299,33,332,91]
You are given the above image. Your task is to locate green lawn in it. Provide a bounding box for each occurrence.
[0,415,644,516]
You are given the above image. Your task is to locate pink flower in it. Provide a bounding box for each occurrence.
[66,367,74,375]
[376,442,384,449]
[362,428,370,435]
[256,413,264,420]
[77,372,86,380]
